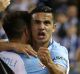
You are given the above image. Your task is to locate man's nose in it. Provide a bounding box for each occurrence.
[38,22,45,30]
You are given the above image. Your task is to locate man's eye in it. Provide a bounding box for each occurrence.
[44,21,51,25]
[34,20,41,24]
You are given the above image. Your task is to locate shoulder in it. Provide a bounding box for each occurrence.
[49,41,68,61]
[0,51,20,58]
[0,51,25,67]
[0,51,25,63]
[0,51,26,74]
[49,41,69,72]
[49,41,68,55]
[0,51,25,66]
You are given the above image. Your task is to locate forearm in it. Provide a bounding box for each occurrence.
[0,42,15,51]
[47,61,65,74]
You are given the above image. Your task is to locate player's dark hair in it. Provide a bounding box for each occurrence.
[3,11,30,40]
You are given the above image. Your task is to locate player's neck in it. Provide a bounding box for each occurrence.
[10,38,26,44]
[32,41,49,52]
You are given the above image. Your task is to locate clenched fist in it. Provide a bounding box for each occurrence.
[37,47,53,67]
[0,0,10,11]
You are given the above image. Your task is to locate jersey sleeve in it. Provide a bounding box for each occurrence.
[49,43,69,74]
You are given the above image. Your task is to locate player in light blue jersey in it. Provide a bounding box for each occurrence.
[18,5,69,74]
[0,11,30,74]
[19,38,69,74]
[30,5,69,74]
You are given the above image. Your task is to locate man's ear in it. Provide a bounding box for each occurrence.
[52,24,56,32]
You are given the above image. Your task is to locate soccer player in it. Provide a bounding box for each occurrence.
[0,11,30,74]
[27,5,69,74]
[0,0,36,58]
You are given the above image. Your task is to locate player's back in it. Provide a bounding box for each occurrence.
[0,51,27,74]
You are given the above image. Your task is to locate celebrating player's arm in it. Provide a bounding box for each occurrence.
[0,42,37,57]
[38,47,68,74]
[0,0,10,11]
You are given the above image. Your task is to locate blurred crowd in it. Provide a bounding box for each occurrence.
[0,0,80,74]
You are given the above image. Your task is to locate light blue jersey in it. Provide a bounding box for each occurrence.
[19,40,69,74]
[0,51,27,74]
[0,40,69,74]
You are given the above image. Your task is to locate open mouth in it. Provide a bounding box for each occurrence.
[38,32,46,39]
